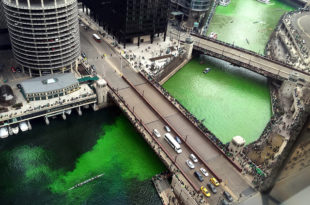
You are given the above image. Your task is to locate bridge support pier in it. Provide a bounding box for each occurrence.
[44,116,50,125]
[184,37,194,60]
[77,107,82,116]
[27,120,32,130]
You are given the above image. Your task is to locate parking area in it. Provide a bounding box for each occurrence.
[0,50,30,85]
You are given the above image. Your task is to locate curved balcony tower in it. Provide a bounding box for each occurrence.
[2,0,80,76]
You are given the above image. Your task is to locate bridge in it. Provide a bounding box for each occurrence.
[79,19,255,204]
[169,30,310,82]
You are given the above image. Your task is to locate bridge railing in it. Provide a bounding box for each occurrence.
[106,82,201,192]
[121,75,224,184]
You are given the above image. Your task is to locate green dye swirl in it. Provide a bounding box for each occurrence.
[207,0,295,54]
[50,115,165,194]
[0,111,165,204]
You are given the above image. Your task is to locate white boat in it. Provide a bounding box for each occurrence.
[203,68,211,74]
[256,0,270,4]
[0,127,9,138]
[19,122,29,132]
[12,125,19,135]
[209,32,218,40]
[65,109,72,115]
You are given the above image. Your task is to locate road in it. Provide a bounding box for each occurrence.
[79,25,255,204]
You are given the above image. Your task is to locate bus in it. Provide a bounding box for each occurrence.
[164,133,182,154]
[92,33,101,43]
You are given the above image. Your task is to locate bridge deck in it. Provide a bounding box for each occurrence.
[80,26,254,203]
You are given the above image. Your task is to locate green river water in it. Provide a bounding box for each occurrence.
[0,0,298,204]
[207,0,295,54]
[164,0,296,144]
[0,108,165,204]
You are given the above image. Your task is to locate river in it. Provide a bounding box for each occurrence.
[207,0,296,54]
[0,107,165,205]
[164,0,297,144]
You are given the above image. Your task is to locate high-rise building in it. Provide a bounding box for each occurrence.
[81,0,169,47]
[170,0,210,22]
[2,0,80,76]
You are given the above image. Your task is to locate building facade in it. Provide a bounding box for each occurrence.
[80,0,169,47]
[170,0,209,15]
[2,0,80,76]
[170,0,210,26]
[20,73,79,101]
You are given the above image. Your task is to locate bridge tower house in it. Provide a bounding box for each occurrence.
[94,79,108,110]
[184,36,194,60]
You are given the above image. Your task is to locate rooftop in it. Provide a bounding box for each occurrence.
[20,73,78,94]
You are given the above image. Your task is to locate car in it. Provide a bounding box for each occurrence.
[175,136,182,144]
[194,171,204,182]
[16,67,21,72]
[223,191,233,202]
[200,168,209,177]
[81,52,87,58]
[91,65,96,71]
[11,66,16,73]
[164,125,171,132]
[200,186,211,197]
[186,160,195,169]
[221,199,229,205]
[153,129,161,138]
[207,183,217,194]
[190,154,198,163]
[210,177,220,186]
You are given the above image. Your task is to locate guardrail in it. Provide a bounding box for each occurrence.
[121,75,223,183]
[139,71,243,173]
[106,82,200,192]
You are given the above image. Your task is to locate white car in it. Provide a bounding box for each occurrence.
[153,129,161,138]
[164,125,171,132]
[200,168,209,177]
[186,160,195,169]
[190,154,198,163]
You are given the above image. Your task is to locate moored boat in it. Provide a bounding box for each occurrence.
[12,124,19,135]
[19,122,29,132]
[0,127,9,138]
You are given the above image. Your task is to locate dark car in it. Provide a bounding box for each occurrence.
[194,171,204,182]
[91,65,96,71]
[16,67,21,72]
[175,136,182,144]
[207,183,217,194]
[81,52,86,58]
[221,199,229,205]
[223,191,233,202]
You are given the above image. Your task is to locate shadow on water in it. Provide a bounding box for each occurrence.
[0,106,165,205]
